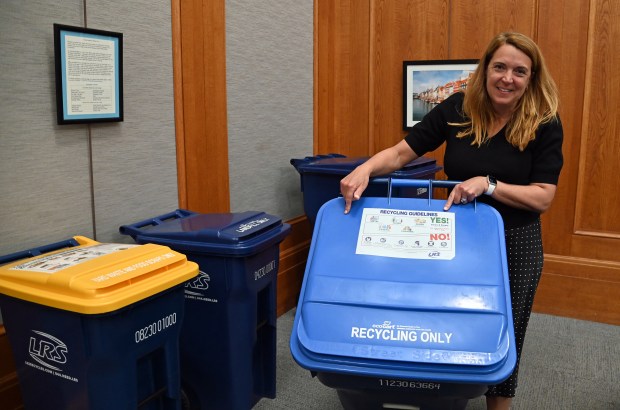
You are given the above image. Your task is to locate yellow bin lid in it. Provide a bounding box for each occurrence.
[0,236,198,314]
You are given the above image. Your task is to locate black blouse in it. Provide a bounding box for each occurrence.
[404,92,563,229]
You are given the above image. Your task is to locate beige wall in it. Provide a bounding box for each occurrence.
[0,0,178,255]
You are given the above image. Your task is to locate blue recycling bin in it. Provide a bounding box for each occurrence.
[290,179,516,410]
[119,209,291,410]
[290,154,442,227]
[0,236,198,410]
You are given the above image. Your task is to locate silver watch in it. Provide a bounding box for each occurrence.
[485,175,497,196]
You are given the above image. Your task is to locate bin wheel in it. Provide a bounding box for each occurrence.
[180,387,196,410]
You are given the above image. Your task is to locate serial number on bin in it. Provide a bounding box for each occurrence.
[135,313,177,343]
[378,379,441,390]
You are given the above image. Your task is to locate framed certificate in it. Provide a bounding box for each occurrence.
[54,24,123,124]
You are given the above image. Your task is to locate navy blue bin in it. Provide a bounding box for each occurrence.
[120,209,291,410]
[0,236,198,410]
[290,179,516,410]
[290,154,442,227]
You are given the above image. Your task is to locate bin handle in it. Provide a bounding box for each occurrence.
[371,178,477,210]
[119,209,197,236]
[0,237,82,266]
[290,153,346,169]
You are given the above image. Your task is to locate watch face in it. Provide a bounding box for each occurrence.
[488,175,497,185]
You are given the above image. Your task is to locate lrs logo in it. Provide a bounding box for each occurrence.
[28,330,68,371]
[186,271,210,290]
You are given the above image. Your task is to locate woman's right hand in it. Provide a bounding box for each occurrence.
[340,165,372,214]
[339,140,419,215]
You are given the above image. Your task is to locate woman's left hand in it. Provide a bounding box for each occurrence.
[443,176,488,210]
[443,177,557,213]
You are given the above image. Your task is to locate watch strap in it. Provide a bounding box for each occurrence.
[485,175,497,196]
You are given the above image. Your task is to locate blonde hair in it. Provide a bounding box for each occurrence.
[454,32,559,151]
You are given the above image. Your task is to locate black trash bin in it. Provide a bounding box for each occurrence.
[120,209,291,410]
[290,179,516,410]
[0,236,198,410]
[290,154,442,227]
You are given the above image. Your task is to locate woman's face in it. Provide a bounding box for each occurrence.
[486,44,532,116]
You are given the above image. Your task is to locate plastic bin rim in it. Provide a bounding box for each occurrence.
[129,223,291,256]
[293,157,440,174]
[289,338,517,385]
[0,236,199,314]
[119,210,288,244]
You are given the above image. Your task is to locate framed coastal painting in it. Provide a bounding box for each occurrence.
[403,60,478,130]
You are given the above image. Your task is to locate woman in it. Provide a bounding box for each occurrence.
[340,32,563,410]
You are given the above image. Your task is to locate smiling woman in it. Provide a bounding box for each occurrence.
[339,32,563,410]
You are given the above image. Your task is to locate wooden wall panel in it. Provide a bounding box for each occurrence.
[574,0,620,240]
[172,0,188,210]
[532,0,620,324]
[276,216,312,316]
[369,0,449,154]
[174,0,230,213]
[535,255,620,324]
[449,0,537,57]
[537,0,591,257]
[315,0,371,156]
[0,327,22,409]
[313,0,620,324]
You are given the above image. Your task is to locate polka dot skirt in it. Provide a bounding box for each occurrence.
[486,218,544,398]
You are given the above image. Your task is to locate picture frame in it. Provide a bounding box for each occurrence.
[54,24,123,125]
[403,59,478,130]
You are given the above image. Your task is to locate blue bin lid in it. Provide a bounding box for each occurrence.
[290,196,516,384]
[119,209,291,256]
[291,154,440,177]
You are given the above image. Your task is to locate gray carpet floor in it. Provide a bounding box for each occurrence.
[255,309,620,410]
